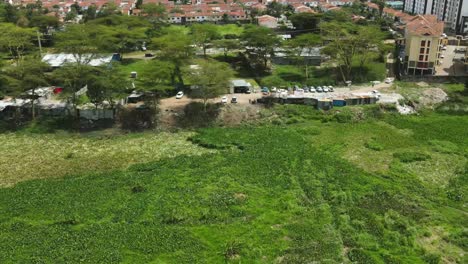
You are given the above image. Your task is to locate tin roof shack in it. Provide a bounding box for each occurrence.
[317,99,333,110]
[345,95,378,106]
[0,87,68,120]
[230,79,252,94]
[42,53,120,68]
[272,48,323,66]
[0,98,29,120]
[333,99,347,107]
[78,104,115,120]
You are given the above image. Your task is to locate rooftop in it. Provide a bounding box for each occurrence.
[406,15,444,36]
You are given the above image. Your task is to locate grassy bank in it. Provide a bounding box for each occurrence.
[0,108,466,263]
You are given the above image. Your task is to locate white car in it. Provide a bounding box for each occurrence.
[384,77,394,84]
[323,87,329,92]
[442,46,447,51]
[221,96,228,103]
[440,54,445,59]
[176,91,184,99]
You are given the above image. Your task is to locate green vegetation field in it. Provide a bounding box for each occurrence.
[0,108,466,263]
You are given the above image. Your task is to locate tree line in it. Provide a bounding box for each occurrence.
[0,2,390,123]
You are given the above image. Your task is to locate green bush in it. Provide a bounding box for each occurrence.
[393,151,431,163]
[365,140,384,151]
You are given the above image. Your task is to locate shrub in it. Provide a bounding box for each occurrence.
[179,102,220,128]
[393,151,431,163]
[365,140,384,151]
[423,252,441,264]
[118,106,157,131]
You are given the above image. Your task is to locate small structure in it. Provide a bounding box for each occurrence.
[230,79,252,93]
[78,104,115,120]
[272,47,323,66]
[42,53,120,68]
[257,15,278,29]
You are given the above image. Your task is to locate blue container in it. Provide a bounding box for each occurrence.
[333,100,346,107]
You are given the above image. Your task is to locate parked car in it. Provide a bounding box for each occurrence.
[328,86,334,92]
[245,89,251,94]
[176,91,184,99]
[271,87,277,93]
[221,96,228,103]
[309,88,316,93]
[442,46,447,51]
[384,77,394,84]
[144,53,154,57]
[323,87,329,93]
[316,87,323,92]
[231,96,237,103]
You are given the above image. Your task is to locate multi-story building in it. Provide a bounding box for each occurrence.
[403,0,468,34]
[403,15,444,75]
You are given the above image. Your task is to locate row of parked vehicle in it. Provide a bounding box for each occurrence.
[266,85,335,94]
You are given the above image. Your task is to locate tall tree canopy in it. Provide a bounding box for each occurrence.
[286,34,322,80]
[0,23,37,63]
[190,24,221,58]
[241,25,281,70]
[151,29,194,85]
[321,22,384,82]
[4,58,50,119]
[185,59,234,111]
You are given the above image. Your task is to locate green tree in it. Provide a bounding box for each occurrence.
[4,58,50,119]
[83,4,98,22]
[97,3,120,18]
[0,23,37,63]
[52,64,94,117]
[241,25,281,70]
[55,24,102,65]
[289,13,321,31]
[151,29,193,85]
[29,15,60,34]
[136,60,175,112]
[185,59,234,111]
[98,25,148,59]
[213,39,240,60]
[87,64,129,110]
[372,0,385,18]
[191,24,221,58]
[286,34,322,80]
[321,22,384,82]
[266,2,287,18]
[140,3,167,28]
[355,26,385,78]
[138,60,175,94]
[321,22,359,82]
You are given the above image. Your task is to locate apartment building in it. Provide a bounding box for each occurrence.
[403,0,468,33]
[404,15,444,75]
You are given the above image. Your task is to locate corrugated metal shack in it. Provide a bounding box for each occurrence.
[258,94,378,110]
